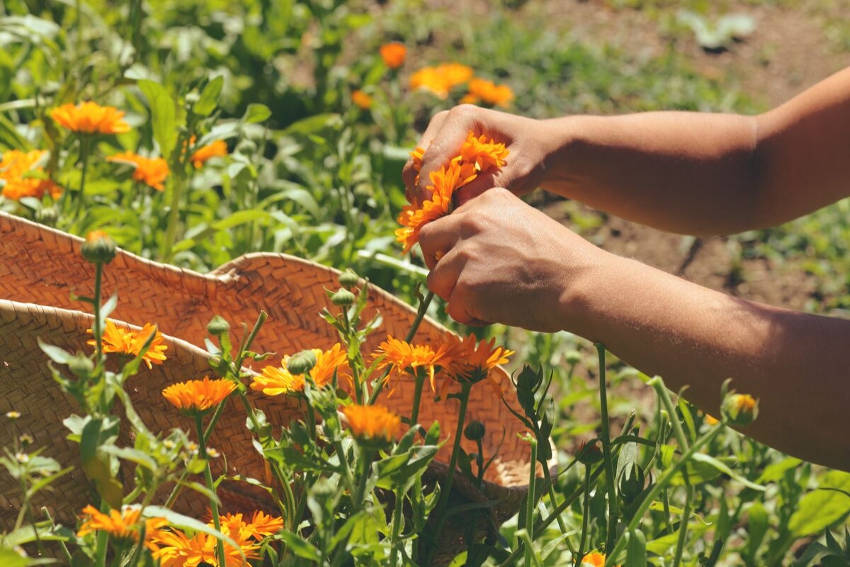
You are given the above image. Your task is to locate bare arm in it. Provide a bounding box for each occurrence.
[406,67,850,235]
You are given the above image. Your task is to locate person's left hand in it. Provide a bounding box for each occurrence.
[418,187,605,331]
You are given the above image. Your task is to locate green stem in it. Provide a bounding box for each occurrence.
[672,476,693,567]
[195,413,226,567]
[576,466,591,567]
[524,438,538,567]
[543,465,573,554]
[409,368,426,427]
[73,135,91,223]
[595,343,619,553]
[606,425,724,565]
[390,485,405,567]
[93,263,104,362]
[160,166,186,262]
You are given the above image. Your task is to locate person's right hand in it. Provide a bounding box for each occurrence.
[402,104,553,206]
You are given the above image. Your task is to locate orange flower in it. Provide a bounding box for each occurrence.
[50,101,130,134]
[0,150,62,201]
[78,505,167,549]
[409,62,473,98]
[149,529,212,567]
[461,78,515,107]
[396,133,507,252]
[375,336,447,390]
[108,151,169,190]
[380,42,406,69]
[342,404,402,442]
[246,510,283,538]
[251,344,348,396]
[581,551,620,567]
[190,140,228,168]
[162,376,236,413]
[436,335,513,396]
[88,320,168,368]
[352,89,373,110]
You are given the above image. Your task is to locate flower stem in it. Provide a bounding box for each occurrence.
[194,413,226,567]
[390,485,405,567]
[409,368,426,427]
[524,437,538,567]
[576,466,591,567]
[93,263,104,363]
[595,343,619,553]
[73,135,91,223]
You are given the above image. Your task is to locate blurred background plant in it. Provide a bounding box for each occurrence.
[1,0,850,564]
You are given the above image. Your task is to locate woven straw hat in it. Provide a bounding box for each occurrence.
[0,211,538,540]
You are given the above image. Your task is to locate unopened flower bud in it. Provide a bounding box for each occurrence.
[68,354,94,378]
[330,288,355,306]
[36,206,58,225]
[721,393,758,426]
[207,315,230,336]
[338,270,359,289]
[575,440,603,465]
[81,230,116,264]
[565,350,582,365]
[19,434,33,447]
[618,462,646,503]
[287,350,317,375]
[464,420,485,441]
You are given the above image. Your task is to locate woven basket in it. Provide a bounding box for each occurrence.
[0,211,538,538]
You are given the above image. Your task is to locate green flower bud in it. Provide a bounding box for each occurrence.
[68,354,95,378]
[565,350,582,365]
[618,462,646,504]
[338,269,360,289]
[464,420,485,441]
[36,206,58,225]
[207,315,231,336]
[81,230,116,264]
[721,393,758,426]
[575,439,603,465]
[287,350,317,375]
[330,288,356,306]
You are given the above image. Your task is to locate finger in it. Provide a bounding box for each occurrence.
[404,110,450,202]
[452,170,502,207]
[418,216,461,271]
[425,245,466,301]
[415,108,478,196]
[445,286,491,327]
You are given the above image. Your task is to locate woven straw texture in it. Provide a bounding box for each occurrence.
[0,211,537,530]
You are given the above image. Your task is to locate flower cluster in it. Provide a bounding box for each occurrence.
[250,343,349,396]
[410,63,513,106]
[0,150,62,201]
[88,320,168,368]
[396,131,509,252]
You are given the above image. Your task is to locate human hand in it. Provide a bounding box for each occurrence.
[402,105,552,206]
[418,188,604,331]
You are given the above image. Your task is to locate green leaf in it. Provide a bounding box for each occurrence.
[99,445,157,472]
[757,457,802,483]
[143,506,241,553]
[37,340,73,364]
[625,528,647,567]
[194,76,224,116]
[138,80,177,159]
[745,501,769,559]
[277,530,321,561]
[789,471,850,537]
[211,209,271,231]
[689,453,765,491]
[243,103,271,124]
[0,546,27,567]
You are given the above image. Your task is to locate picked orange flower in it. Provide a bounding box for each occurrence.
[51,101,130,134]
[190,140,228,168]
[380,42,406,69]
[108,152,169,191]
[162,376,236,413]
[342,403,402,442]
[0,150,61,201]
[88,320,167,368]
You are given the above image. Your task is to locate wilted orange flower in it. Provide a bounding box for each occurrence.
[107,151,169,191]
[88,320,168,368]
[461,78,515,107]
[251,344,348,396]
[375,336,447,389]
[409,62,474,98]
[380,42,407,69]
[51,101,130,134]
[78,505,167,548]
[162,376,236,413]
[352,89,373,110]
[396,132,508,252]
[342,404,402,442]
[190,140,228,168]
[0,150,62,201]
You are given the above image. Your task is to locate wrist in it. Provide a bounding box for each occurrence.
[538,116,583,195]
[556,246,623,339]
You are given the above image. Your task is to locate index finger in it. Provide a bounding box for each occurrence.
[403,110,449,202]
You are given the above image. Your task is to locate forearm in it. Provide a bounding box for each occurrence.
[565,252,850,470]
[539,67,850,235]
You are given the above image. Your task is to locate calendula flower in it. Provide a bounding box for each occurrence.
[107,151,169,191]
[50,101,130,134]
[252,344,348,396]
[582,551,619,567]
[380,42,406,68]
[722,392,759,426]
[396,133,508,252]
[352,89,373,110]
[162,376,236,413]
[88,320,167,368]
[409,62,473,98]
[342,404,402,442]
[78,505,167,548]
[375,336,447,390]
[434,335,513,397]
[149,529,212,567]
[0,150,62,201]
[190,140,228,168]
[461,78,515,107]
